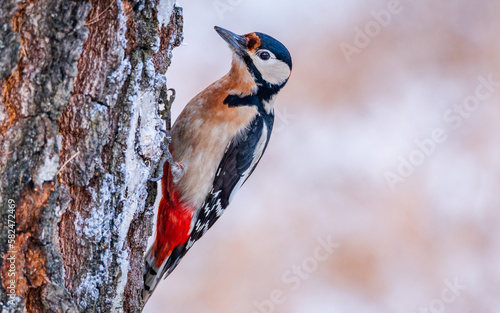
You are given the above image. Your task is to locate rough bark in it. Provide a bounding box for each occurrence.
[0,0,182,312]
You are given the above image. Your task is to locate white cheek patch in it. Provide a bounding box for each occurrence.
[252,56,291,86]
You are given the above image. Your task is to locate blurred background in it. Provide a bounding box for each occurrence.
[145,1,500,312]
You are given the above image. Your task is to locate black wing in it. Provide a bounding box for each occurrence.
[188,115,270,244]
[160,115,272,278]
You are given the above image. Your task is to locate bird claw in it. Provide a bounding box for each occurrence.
[150,137,185,182]
[159,129,171,141]
[149,140,169,182]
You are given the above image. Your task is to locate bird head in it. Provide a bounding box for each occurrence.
[215,26,292,88]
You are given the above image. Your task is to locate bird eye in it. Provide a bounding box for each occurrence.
[258,51,271,60]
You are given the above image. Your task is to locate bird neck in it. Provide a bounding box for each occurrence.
[223,56,286,126]
[227,57,258,96]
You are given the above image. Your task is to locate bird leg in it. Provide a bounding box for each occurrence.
[150,88,185,183]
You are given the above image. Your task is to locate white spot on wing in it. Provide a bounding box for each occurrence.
[185,238,195,249]
[264,95,277,115]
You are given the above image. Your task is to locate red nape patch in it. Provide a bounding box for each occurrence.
[245,33,261,52]
[153,197,194,268]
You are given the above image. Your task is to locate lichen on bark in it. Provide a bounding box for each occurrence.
[0,0,183,312]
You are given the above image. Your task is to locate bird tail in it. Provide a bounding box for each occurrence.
[141,158,194,305]
[142,245,162,304]
[142,237,190,303]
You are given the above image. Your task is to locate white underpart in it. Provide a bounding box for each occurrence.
[172,104,258,209]
[251,50,291,85]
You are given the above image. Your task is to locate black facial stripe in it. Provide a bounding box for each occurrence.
[224,59,286,127]
[223,79,285,108]
[245,59,288,101]
[224,94,258,107]
[223,93,274,138]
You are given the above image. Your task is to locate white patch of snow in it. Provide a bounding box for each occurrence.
[116,0,128,55]
[83,176,115,242]
[138,84,164,161]
[112,249,130,312]
[157,0,176,27]
[111,54,167,307]
[76,174,116,307]
[75,271,105,308]
[107,59,132,106]
[145,58,156,81]
[0,102,6,125]
[34,137,60,187]
[73,212,83,236]
[152,36,161,53]
[108,59,132,84]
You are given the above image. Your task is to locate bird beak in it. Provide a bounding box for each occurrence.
[214,26,247,57]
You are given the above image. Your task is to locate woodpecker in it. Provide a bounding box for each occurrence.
[142,26,292,303]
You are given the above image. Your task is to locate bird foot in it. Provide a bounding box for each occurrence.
[150,129,185,183]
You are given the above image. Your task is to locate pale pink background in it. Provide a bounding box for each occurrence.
[145,1,500,312]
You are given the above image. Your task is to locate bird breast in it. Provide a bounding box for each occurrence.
[170,81,259,209]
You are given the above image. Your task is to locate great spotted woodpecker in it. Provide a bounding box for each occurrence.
[142,26,292,303]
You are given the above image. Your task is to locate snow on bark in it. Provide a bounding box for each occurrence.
[0,0,183,311]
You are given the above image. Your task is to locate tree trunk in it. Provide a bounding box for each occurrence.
[0,0,182,311]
